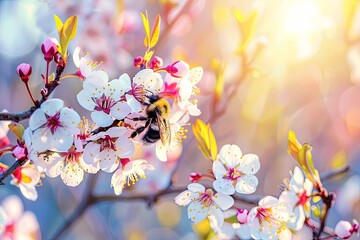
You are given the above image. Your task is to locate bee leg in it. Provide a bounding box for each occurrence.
[130,118,151,139]
[129,117,148,121]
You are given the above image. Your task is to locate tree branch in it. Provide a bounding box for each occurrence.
[320,165,350,182]
[0,159,28,185]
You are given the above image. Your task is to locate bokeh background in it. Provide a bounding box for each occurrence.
[0,0,360,239]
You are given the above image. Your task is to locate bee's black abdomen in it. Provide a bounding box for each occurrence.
[143,123,160,144]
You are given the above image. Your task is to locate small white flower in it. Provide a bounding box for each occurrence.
[111,159,154,195]
[29,98,80,152]
[279,166,313,230]
[10,163,41,201]
[247,196,292,240]
[39,146,99,187]
[212,144,260,195]
[0,195,41,239]
[74,117,97,152]
[83,127,134,173]
[77,71,132,127]
[175,183,234,226]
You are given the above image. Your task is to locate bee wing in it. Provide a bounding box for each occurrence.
[156,112,171,145]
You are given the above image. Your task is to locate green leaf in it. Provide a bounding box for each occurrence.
[150,15,161,48]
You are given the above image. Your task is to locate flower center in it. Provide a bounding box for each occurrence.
[160,82,179,98]
[65,149,81,164]
[296,191,309,206]
[98,135,117,152]
[77,117,95,142]
[256,207,274,226]
[198,189,214,207]
[226,167,243,181]
[93,93,117,114]
[130,83,147,102]
[4,223,15,237]
[46,112,63,134]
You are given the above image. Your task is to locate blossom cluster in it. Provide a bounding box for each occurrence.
[175,132,359,240]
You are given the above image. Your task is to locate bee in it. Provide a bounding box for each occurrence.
[129,94,171,145]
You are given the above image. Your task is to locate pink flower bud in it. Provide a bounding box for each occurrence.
[335,220,359,239]
[149,56,163,70]
[12,145,27,161]
[16,63,32,83]
[189,172,202,182]
[41,37,59,62]
[133,56,144,68]
[41,88,48,97]
[166,60,189,78]
[236,209,249,224]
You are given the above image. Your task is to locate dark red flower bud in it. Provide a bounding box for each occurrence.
[189,172,202,183]
[133,56,144,68]
[149,56,163,70]
[41,37,59,62]
[16,63,32,83]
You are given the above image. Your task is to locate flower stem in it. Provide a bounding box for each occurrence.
[45,61,50,86]
[25,83,37,105]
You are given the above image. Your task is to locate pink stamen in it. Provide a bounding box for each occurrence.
[98,135,117,152]
[93,94,117,114]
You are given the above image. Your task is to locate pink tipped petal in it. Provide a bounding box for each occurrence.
[187,183,206,193]
[40,98,64,116]
[235,175,258,194]
[29,109,47,130]
[77,90,96,111]
[110,102,131,120]
[91,111,114,127]
[239,154,260,175]
[187,201,208,223]
[61,163,84,186]
[213,179,235,195]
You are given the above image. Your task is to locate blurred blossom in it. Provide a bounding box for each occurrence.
[336,175,360,216]
[0,195,41,239]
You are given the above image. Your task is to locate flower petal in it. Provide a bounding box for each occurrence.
[235,175,258,194]
[218,144,243,168]
[239,154,260,175]
[61,162,84,186]
[111,168,125,195]
[77,90,96,111]
[208,205,225,228]
[175,190,198,207]
[83,142,100,165]
[19,184,38,201]
[60,107,81,130]
[40,98,64,116]
[187,201,208,223]
[110,102,131,120]
[51,128,73,152]
[73,47,81,67]
[32,128,53,152]
[212,160,228,179]
[115,137,134,158]
[126,94,142,113]
[290,166,305,193]
[98,150,119,173]
[213,178,235,195]
[187,183,206,193]
[91,110,114,127]
[212,193,234,210]
[29,109,47,131]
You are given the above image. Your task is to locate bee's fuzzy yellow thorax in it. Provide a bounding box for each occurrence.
[148,98,170,119]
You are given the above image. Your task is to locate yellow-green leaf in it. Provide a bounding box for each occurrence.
[63,16,78,41]
[192,119,218,161]
[143,50,154,62]
[344,0,360,38]
[8,123,24,140]
[150,15,161,48]
[54,14,63,33]
[233,9,258,54]
[141,11,151,47]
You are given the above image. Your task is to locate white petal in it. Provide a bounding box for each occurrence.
[155,142,168,162]
[235,175,258,194]
[110,102,131,120]
[212,160,228,180]
[80,60,93,77]
[115,137,134,158]
[40,98,64,116]
[126,94,142,112]
[32,128,53,152]
[111,168,125,195]
[290,166,305,193]
[259,196,279,208]
[20,166,40,186]
[73,46,81,67]
[187,201,208,223]
[187,67,203,84]
[187,183,206,193]
[83,142,100,165]
[279,227,292,240]
[77,90,96,111]
[45,154,64,177]
[51,128,73,152]
[208,206,225,228]
[218,144,243,168]
[303,178,313,195]
[175,190,198,207]
[133,69,163,92]
[78,155,100,174]
[91,110,114,127]
[212,193,234,210]
[118,73,132,92]
[59,107,81,129]
[235,224,252,240]
[213,179,235,195]
[98,150,119,173]
[179,80,193,100]
[239,154,260,175]
[29,109,47,130]
[84,70,109,91]
[61,162,84,186]
[2,195,23,221]
[19,184,38,201]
